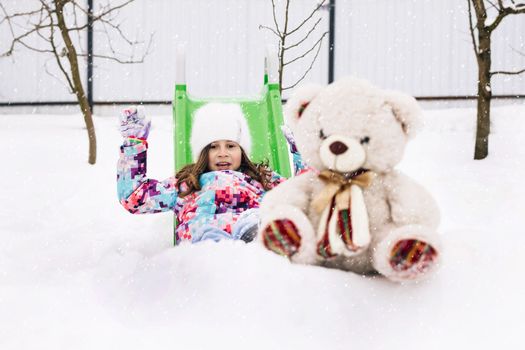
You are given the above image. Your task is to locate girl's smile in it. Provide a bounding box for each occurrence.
[215,161,232,170]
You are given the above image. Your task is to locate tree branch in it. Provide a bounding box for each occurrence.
[283,0,291,40]
[487,2,525,32]
[484,0,499,10]
[78,52,144,64]
[511,1,525,9]
[467,0,480,56]
[287,0,326,36]
[283,31,327,67]
[1,3,42,56]
[259,24,280,39]
[284,17,322,51]
[490,67,525,76]
[67,0,136,31]
[70,0,86,55]
[510,44,525,56]
[0,4,42,26]
[487,8,509,32]
[95,18,153,63]
[2,0,152,65]
[1,26,52,57]
[283,36,324,91]
[270,0,281,37]
[277,0,292,88]
[0,1,59,57]
[44,3,75,93]
[77,32,153,65]
[43,57,73,92]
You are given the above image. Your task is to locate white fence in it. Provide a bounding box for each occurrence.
[0,0,524,105]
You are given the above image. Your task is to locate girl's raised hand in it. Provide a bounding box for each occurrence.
[119,105,151,140]
[281,125,298,153]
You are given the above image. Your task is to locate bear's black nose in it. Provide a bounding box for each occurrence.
[329,141,348,155]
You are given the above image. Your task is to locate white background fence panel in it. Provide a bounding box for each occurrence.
[336,0,525,96]
[0,0,523,105]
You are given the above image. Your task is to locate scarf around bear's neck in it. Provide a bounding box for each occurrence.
[312,169,377,258]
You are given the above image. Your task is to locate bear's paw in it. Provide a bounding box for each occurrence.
[389,239,438,279]
[262,219,302,258]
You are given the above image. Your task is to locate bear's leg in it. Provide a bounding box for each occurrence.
[259,205,317,264]
[372,224,441,282]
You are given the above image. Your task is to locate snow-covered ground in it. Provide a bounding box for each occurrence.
[1,104,524,349]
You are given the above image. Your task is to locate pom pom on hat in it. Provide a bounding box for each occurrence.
[190,103,252,161]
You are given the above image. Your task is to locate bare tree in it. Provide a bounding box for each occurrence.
[1,0,152,164]
[260,0,329,92]
[467,0,525,160]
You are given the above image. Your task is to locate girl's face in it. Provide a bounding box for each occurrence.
[207,140,242,171]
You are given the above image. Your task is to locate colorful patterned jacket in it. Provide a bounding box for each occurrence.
[117,140,295,244]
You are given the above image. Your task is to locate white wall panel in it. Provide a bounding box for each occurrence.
[335,0,525,97]
[491,12,525,95]
[1,0,523,105]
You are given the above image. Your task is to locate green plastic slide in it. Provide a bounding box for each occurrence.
[172,47,292,178]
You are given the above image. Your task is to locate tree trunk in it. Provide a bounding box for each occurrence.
[55,0,97,164]
[474,30,492,160]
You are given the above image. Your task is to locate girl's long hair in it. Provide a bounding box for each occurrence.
[176,145,273,197]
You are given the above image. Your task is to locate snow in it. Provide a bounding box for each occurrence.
[1,103,524,349]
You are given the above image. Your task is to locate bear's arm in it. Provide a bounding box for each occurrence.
[384,171,440,229]
[261,171,316,212]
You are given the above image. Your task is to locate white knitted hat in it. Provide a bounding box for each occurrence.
[190,102,252,161]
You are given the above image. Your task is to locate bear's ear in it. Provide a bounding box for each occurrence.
[383,90,423,139]
[284,84,324,123]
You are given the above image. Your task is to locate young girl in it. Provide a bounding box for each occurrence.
[117,102,291,244]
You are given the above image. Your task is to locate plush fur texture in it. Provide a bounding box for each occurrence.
[190,103,252,161]
[258,77,442,282]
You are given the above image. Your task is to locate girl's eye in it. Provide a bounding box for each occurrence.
[360,136,370,145]
[319,129,327,140]
[210,144,217,149]
[227,143,237,149]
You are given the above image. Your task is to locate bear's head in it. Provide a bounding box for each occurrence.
[285,77,422,174]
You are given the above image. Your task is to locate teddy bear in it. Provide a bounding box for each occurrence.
[258,77,441,282]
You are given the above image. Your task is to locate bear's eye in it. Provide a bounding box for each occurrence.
[360,136,370,145]
[319,129,327,140]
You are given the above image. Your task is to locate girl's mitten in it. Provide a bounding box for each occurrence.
[119,106,151,141]
[281,125,298,153]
